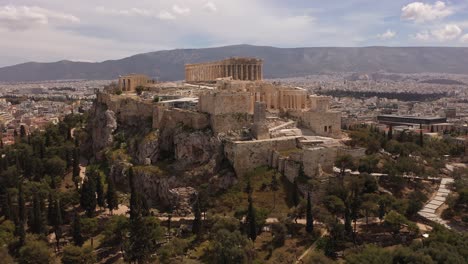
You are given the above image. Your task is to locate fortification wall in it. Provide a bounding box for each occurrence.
[153,107,209,130]
[224,137,298,177]
[303,147,337,178]
[199,92,254,115]
[301,111,341,138]
[210,113,253,134]
[97,92,153,126]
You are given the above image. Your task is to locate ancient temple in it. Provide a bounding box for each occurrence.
[185,57,263,82]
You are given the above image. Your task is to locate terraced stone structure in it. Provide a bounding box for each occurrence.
[185,57,263,82]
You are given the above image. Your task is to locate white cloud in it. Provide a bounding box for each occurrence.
[377,29,396,40]
[172,5,190,15]
[95,7,154,17]
[401,1,453,23]
[432,24,462,41]
[203,2,217,13]
[461,34,468,43]
[413,24,462,41]
[158,10,176,20]
[0,5,79,31]
[414,30,431,41]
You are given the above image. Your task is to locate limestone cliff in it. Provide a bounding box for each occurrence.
[88,102,117,159]
[89,93,237,212]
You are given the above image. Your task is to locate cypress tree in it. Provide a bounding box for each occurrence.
[20,125,26,139]
[306,192,314,233]
[292,179,300,207]
[18,220,25,247]
[31,192,44,234]
[247,195,257,242]
[72,148,80,189]
[419,124,424,147]
[106,177,118,215]
[2,192,11,220]
[80,177,97,217]
[96,174,105,209]
[47,194,55,226]
[18,184,26,223]
[54,199,63,251]
[72,212,84,246]
[192,197,202,236]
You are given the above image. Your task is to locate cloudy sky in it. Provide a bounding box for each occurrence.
[1,0,468,67]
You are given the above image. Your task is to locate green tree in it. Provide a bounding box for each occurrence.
[192,196,202,236]
[72,212,84,246]
[135,86,144,95]
[19,240,51,264]
[62,245,96,264]
[306,191,314,233]
[72,148,80,189]
[20,125,27,139]
[44,156,66,178]
[207,229,251,264]
[125,216,162,264]
[80,177,96,217]
[106,177,118,215]
[30,192,44,234]
[384,210,408,235]
[95,174,105,209]
[18,184,26,223]
[54,199,63,251]
[335,154,355,178]
[246,195,257,242]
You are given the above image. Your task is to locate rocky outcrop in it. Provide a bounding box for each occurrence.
[135,131,160,165]
[174,130,222,169]
[89,103,117,159]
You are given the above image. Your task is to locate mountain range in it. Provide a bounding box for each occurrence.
[1,44,468,82]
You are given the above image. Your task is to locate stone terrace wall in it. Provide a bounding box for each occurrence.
[199,92,254,115]
[97,92,153,126]
[224,136,298,177]
[153,107,210,130]
[210,113,253,134]
[303,147,337,178]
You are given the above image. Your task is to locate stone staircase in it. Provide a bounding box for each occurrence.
[418,178,454,229]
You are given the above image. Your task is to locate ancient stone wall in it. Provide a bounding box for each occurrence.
[153,107,210,130]
[302,147,337,178]
[97,92,153,126]
[199,92,254,115]
[301,111,341,138]
[224,136,299,177]
[210,113,253,134]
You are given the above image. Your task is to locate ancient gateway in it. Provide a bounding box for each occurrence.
[185,57,263,82]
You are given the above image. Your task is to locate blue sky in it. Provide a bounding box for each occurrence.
[0,0,468,66]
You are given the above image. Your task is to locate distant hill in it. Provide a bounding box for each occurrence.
[1,45,468,82]
[419,79,466,85]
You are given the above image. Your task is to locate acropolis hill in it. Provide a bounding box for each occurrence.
[89,57,362,209]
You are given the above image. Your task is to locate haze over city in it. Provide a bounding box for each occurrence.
[1,0,468,66]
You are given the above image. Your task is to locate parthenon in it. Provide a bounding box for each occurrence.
[185,57,263,82]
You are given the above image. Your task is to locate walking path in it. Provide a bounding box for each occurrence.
[418,177,454,229]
